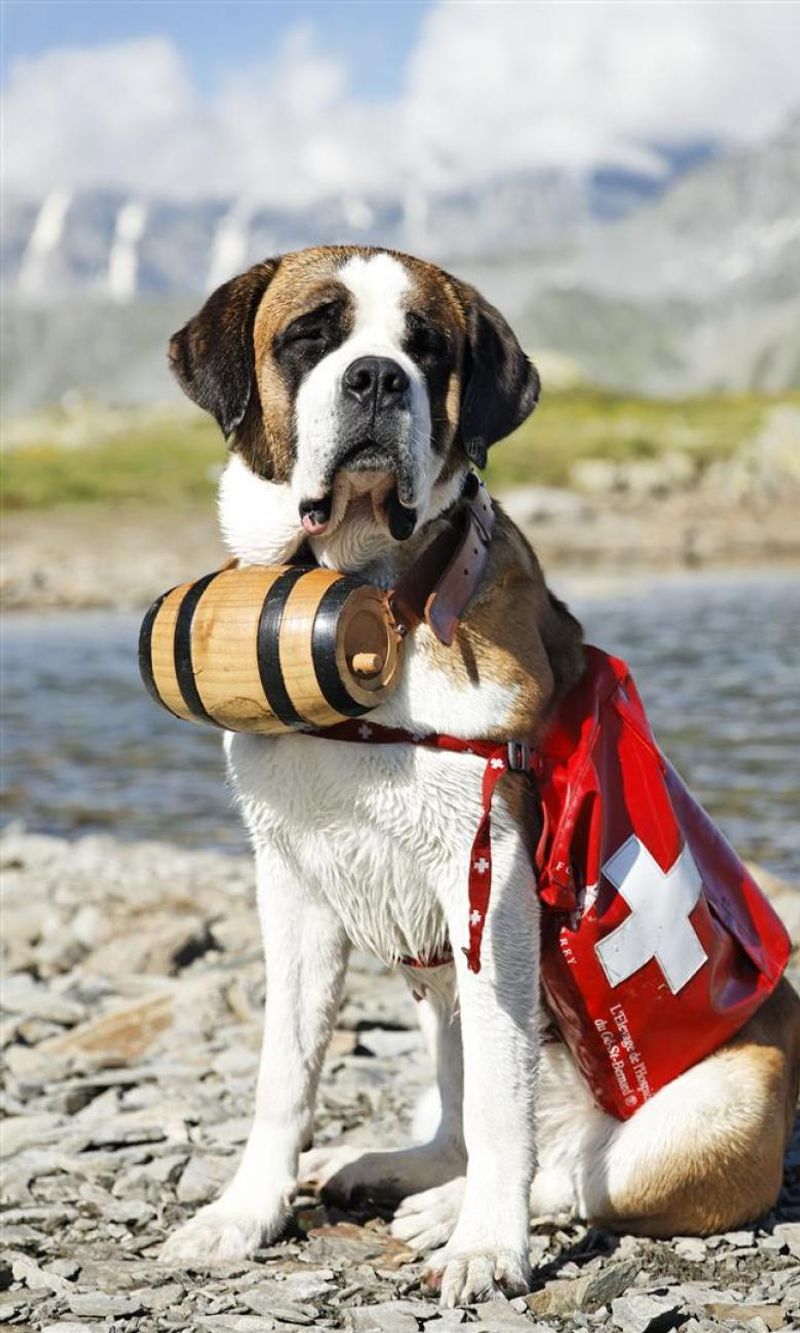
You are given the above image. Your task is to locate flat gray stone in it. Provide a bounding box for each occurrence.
[347,1304,424,1332]
[10,1251,72,1293]
[252,1271,335,1304]
[475,1296,528,1323]
[674,1238,707,1262]
[239,1291,319,1324]
[131,1282,187,1312]
[175,1153,233,1204]
[527,1259,638,1315]
[67,1292,144,1318]
[3,1112,67,1156]
[41,1325,99,1333]
[703,1302,785,1330]
[1,976,87,1025]
[611,1292,683,1333]
[195,1320,275,1332]
[0,1294,34,1321]
[773,1222,800,1258]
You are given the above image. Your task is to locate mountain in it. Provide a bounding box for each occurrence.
[2,154,699,305]
[1,121,798,409]
[476,114,800,394]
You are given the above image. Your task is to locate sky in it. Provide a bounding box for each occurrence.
[3,0,800,206]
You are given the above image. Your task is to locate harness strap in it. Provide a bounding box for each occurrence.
[308,719,539,973]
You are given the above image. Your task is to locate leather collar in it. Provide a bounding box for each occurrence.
[388,472,495,645]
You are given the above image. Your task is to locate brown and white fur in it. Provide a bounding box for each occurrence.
[160,246,800,1306]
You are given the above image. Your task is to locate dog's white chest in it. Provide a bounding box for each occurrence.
[225,637,521,964]
[226,729,487,964]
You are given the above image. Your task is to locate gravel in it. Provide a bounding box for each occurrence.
[2,826,799,1331]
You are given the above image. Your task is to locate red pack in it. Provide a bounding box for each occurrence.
[311,645,790,1121]
[535,646,790,1118]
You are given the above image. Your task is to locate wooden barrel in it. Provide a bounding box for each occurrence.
[139,565,404,734]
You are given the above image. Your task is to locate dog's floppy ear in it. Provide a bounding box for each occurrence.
[168,258,280,438]
[456,282,540,470]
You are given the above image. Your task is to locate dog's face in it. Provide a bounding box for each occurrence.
[169,246,539,570]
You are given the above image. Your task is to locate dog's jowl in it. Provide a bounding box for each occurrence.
[160,246,800,1308]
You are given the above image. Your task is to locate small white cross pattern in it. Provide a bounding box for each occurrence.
[470,909,483,925]
[595,835,708,994]
[357,723,373,740]
[473,857,490,874]
[490,758,506,770]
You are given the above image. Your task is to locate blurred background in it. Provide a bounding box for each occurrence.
[2,1,799,878]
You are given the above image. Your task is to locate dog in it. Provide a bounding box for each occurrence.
[160,246,800,1306]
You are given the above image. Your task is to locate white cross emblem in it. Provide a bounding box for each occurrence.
[473,857,490,875]
[490,758,505,770]
[357,723,373,740]
[470,909,483,925]
[594,835,707,994]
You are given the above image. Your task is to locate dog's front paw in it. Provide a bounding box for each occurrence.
[391,1178,464,1253]
[422,1243,531,1308]
[160,1199,285,1267]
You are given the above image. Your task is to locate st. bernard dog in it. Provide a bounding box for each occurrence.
[160,246,799,1307]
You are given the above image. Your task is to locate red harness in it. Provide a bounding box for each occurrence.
[310,646,789,1119]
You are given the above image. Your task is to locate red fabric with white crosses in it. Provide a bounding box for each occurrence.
[307,719,536,973]
[307,646,789,1118]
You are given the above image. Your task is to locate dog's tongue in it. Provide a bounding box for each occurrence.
[299,495,332,535]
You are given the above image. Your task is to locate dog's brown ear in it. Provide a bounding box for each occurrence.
[168,258,280,438]
[456,282,540,470]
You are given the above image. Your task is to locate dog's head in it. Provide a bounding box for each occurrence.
[169,246,539,571]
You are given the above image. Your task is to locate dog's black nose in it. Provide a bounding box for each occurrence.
[342,356,409,409]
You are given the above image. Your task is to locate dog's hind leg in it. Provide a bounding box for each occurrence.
[300,966,467,1201]
[574,979,800,1237]
[161,845,350,1266]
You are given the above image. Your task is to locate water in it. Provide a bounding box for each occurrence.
[2,571,798,878]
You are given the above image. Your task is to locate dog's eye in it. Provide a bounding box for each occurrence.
[277,301,342,354]
[406,317,448,363]
[286,327,325,346]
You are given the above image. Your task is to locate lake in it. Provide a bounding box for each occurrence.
[2,570,798,879]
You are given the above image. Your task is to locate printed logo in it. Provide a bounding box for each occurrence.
[595,835,707,994]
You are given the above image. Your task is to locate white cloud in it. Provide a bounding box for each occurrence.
[3,2,799,204]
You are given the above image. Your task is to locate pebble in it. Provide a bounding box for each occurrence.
[41,1325,99,1333]
[347,1303,425,1331]
[67,1292,144,1317]
[527,1258,639,1315]
[610,1293,682,1333]
[475,1297,529,1323]
[704,1303,785,1329]
[774,1222,800,1259]
[175,1153,235,1204]
[674,1238,707,1262]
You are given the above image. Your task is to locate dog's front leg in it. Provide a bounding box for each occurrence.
[161,845,349,1266]
[424,813,539,1307]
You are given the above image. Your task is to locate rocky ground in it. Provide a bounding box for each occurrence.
[2,827,799,1332]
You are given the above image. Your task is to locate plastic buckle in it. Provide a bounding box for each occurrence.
[507,740,530,772]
